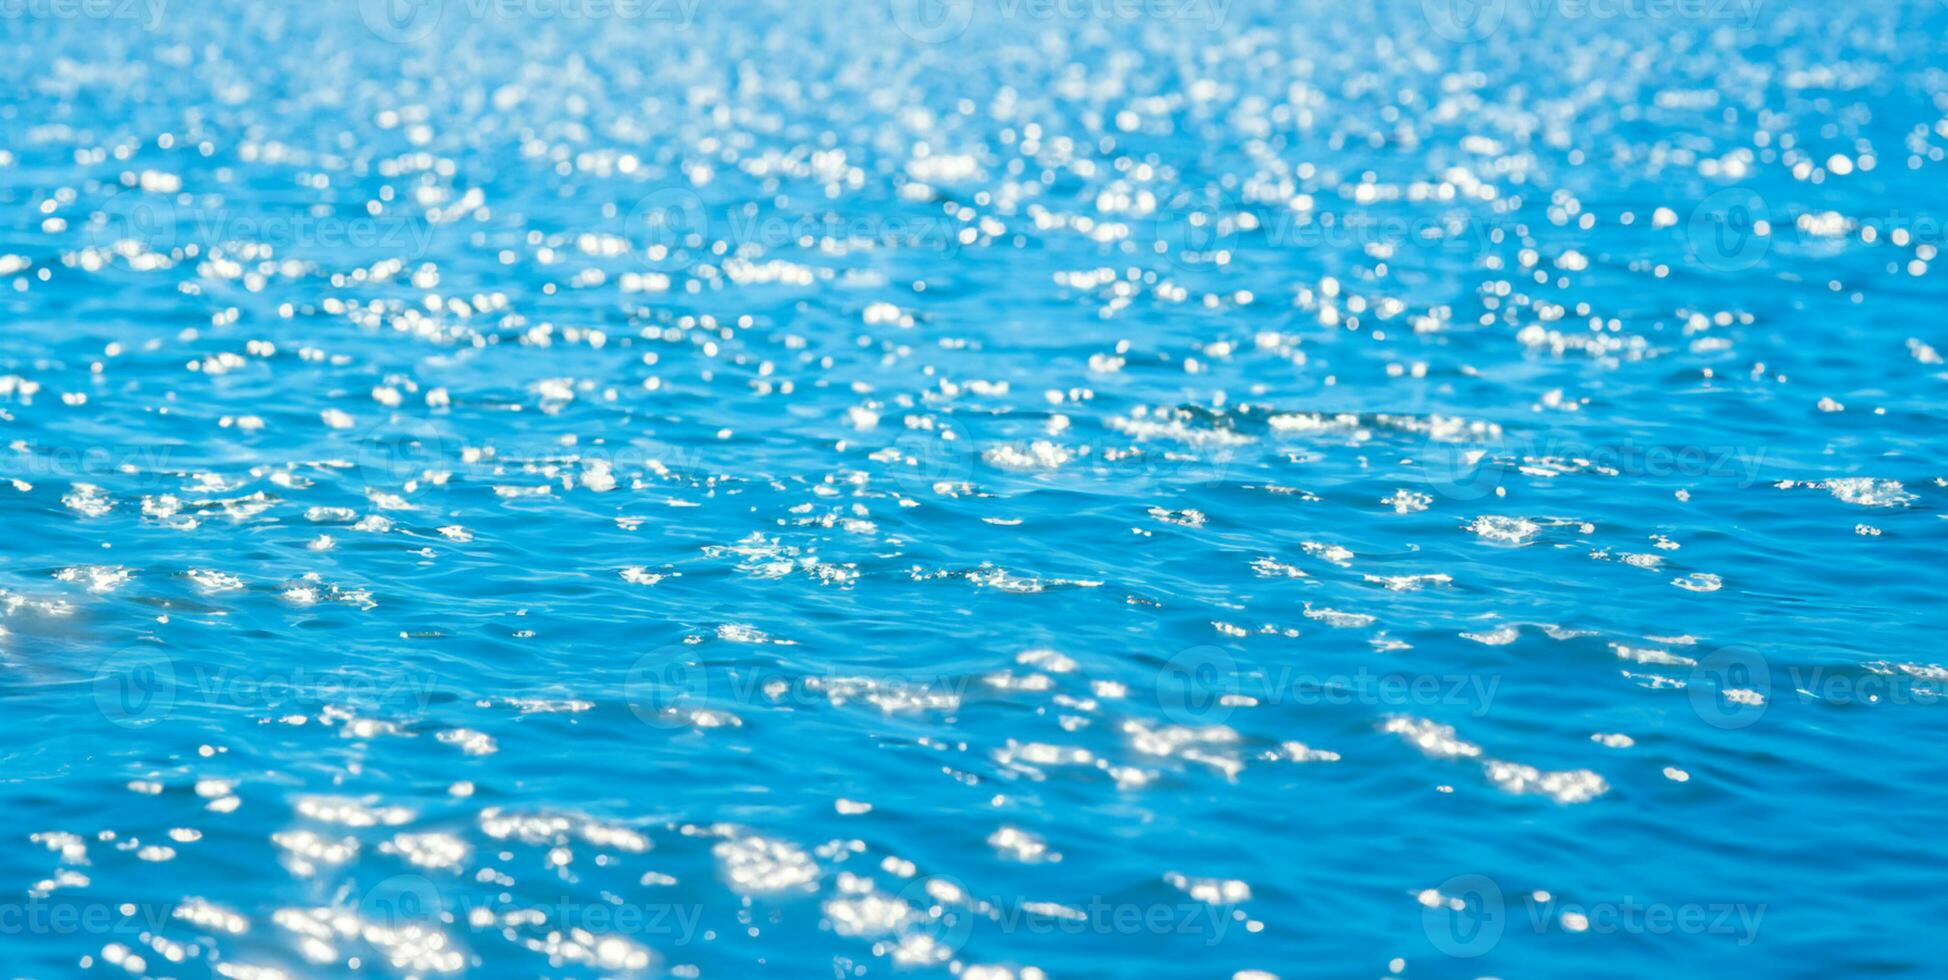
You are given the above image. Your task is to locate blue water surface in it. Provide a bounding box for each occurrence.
[2,1,1946,977]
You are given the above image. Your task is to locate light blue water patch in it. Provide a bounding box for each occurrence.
[1,1,1946,976]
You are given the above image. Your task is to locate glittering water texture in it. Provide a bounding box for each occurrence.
[2,1,1946,977]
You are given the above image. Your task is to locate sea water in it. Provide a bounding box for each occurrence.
[1,1,1944,976]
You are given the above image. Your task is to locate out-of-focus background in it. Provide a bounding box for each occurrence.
[2,0,1945,976]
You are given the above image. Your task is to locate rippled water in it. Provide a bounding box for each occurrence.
[2,1,1946,976]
